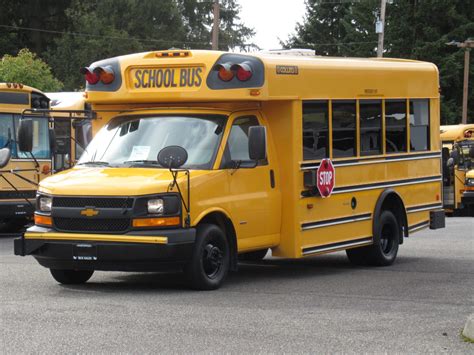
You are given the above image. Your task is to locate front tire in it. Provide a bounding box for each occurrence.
[346,210,400,266]
[50,269,94,284]
[185,224,230,290]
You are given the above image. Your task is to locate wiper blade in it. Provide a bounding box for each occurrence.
[77,161,110,166]
[123,160,162,167]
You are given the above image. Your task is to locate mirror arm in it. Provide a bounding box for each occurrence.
[0,174,35,208]
[169,168,191,228]
[29,151,40,169]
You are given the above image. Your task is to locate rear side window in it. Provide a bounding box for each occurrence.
[385,100,407,153]
[303,101,329,160]
[359,100,382,156]
[409,99,430,151]
[332,100,356,158]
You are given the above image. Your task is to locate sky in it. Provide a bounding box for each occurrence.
[236,0,307,50]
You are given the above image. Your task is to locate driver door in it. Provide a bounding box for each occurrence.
[220,112,280,251]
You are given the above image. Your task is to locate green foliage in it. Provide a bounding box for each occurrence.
[0,49,63,91]
[286,0,474,124]
[0,0,254,91]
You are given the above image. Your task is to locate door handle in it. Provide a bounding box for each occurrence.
[270,169,275,188]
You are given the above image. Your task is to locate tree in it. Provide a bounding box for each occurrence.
[0,48,63,91]
[286,0,474,123]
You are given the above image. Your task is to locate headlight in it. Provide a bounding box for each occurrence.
[39,196,52,212]
[466,178,474,186]
[147,199,164,214]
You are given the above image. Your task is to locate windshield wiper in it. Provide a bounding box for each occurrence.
[77,161,110,166]
[123,160,162,167]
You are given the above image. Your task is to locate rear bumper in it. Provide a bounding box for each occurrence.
[461,191,474,206]
[14,226,196,271]
[0,200,35,219]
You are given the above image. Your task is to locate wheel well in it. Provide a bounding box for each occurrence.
[373,189,408,244]
[198,212,238,271]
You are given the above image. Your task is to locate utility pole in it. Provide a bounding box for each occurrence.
[447,39,474,124]
[212,0,220,50]
[376,0,387,57]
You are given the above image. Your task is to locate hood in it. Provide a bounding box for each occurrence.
[466,169,474,179]
[39,167,209,196]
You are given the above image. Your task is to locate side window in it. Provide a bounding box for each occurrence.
[332,100,356,158]
[385,100,407,153]
[221,115,266,168]
[359,100,382,156]
[409,99,430,151]
[303,101,329,160]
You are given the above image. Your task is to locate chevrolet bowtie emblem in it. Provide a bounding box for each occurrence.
[80,208,99,217]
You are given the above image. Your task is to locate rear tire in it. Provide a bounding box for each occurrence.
[184,224,230,290]
[346,210,400,266]
[50,269,94,284]
[238,248,268,261]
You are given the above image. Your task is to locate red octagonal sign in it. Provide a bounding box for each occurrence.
[317,158,335,198]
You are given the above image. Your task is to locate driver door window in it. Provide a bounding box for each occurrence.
[221,115,267,168]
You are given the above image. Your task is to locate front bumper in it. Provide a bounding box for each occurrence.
[14,226,196,271]
[1,200,35,219]
[461,191,474,206]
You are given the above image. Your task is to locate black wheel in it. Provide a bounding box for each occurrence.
[346,210,400,266]
[184,224,230,290]
[50,269,94,284]
[238,248,268,261]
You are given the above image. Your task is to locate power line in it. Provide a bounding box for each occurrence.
[0,24,214,47]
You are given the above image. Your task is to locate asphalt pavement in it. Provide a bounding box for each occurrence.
[1,217,473,353]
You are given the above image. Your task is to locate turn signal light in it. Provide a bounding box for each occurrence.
[34,214,52,226]
[80,67,100,85]
[132,216,180,228]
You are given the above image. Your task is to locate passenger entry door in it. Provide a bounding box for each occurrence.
[221,113,280,251]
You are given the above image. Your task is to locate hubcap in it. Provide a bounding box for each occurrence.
[202,243,223,279]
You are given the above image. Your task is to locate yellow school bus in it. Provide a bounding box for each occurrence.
[46,92,92,171]
[0,83,53,232]
[14,50,445,289]
[441,124,474,215]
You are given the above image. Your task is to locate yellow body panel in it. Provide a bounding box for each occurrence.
[33,50,442,258]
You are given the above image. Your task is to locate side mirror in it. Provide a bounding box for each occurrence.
[248,126,267,161]
[469,146,474,159]
[18,119,33,152]
[157,146,188,169]
[0,147,12,168]
[449,149,459,165]
[49,128,57,153]
[446,157,454,168]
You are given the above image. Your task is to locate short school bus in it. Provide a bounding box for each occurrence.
[0,83,53,232]
[15,50,445,290]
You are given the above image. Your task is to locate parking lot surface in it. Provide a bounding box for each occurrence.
[1,217,473,353]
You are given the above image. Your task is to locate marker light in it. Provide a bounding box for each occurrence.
[80,67,100,85]
[34,214,52,226]
[132,217,180,228]
[215,63,234,82]
[93,66,115,84]
[232,62,253,81]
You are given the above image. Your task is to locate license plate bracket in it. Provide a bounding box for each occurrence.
[73,244,97,261]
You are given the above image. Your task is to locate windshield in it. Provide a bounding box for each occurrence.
[0,113,51,159]
[458,141,474,170]
[78,114,227,169]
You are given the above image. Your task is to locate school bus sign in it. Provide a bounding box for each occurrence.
[317,159,335,198]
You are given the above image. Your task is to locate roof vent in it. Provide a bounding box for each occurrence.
[260,49,316,56]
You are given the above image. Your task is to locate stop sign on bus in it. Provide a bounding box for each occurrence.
[317,158,335,198]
